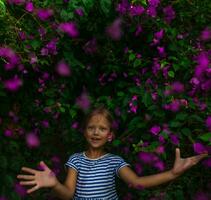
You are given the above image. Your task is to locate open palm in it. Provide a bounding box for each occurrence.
[17,161,58,194]
[171,148,208,176]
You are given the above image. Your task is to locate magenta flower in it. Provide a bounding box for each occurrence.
[138,152,155,164]
[202,158,211,168]
[76,91,91,111]
[74,8,84,16]
[147,6,157,17]
[116,0,129,15]
[4,76,23,91]
[148,0,160,7]
[129,5,144,16]
[18,31,26,40]
[7,0,25,5]
[58,22,79,38]
[194,191,209,200]
[37,8,53,21]
[4,129,13,137]
[134,163,143,175]
[150,125,161,135]
[106,18,122,40]
[25,2,34,12]
[154,29,164,40]
[170,134,179,145]
[163,5,176,23]
[200,27,211,41]
[171,81,185,93]
[41,120,49,128]
[205,116,211,130]
[56,60,71,77]
[193,142,207,154]
[0,197,7,200]
[83,38,98,54]
[14,182,27,197]
[157,46,166,57]
[169,99,180,112]
[0,47,20,70]
[154,160,165,171]
[26,132,40,148]
[71,121,79,129]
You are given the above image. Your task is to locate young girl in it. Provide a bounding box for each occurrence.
[17,106,207,200]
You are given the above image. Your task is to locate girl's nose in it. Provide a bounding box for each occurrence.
[93,128,100,135]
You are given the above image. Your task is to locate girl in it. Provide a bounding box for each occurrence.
[17,106,207,200]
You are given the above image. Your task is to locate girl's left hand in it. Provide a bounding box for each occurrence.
[171,148,208,176]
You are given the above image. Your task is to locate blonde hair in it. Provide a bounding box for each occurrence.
[82,105,114,133]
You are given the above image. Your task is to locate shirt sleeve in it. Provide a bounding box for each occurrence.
[115,156,130,177]
[64,153,79,172]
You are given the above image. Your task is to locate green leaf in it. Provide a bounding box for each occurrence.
[168,71,175,78]
[181,128,191,137]
[59,107,66,113]
[30,40,41,50]
[133,59,142,68]
[112,139,121,147]
[142,92,152,107]
[0,156,7,169]
[175,113,188,121]
[198,132,211,142]
[169,121,182,128]
[100,0,112,14]
[129,53,136,61]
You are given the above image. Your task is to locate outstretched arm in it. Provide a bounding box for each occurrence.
[17,161,77,200]
[119,148,207,189]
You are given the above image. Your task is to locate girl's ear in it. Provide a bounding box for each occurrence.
[107,132,114,142]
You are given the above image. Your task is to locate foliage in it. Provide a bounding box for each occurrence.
[0,0,211,199]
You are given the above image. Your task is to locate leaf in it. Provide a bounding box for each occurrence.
[133,59,142,68]
[30,40,41,50]
[100,0,112,14]
[168,71,175,78]
[142,92,152,107]
[175,113,188,121]
[112,139,121,147]
[198,132,211,142]
[169,121,182,128]
[181,128,191,137]
[129,53,136,61]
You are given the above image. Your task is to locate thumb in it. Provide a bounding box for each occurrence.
[175,148,181,161]
[39,161,49,171]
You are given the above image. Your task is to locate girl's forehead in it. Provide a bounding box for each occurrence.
[87,114,110,126]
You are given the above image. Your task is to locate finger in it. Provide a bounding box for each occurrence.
[19,180,36,186]
[17,175,34,180]
[27,185,39,194]
[39,161,50,171]
[191,154,208,163]
[175,148,180,160]
[21,167,37,174]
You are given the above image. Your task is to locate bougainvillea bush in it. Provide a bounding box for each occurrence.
[0,0,211,199]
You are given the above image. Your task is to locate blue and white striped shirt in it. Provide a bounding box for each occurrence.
[65,152,130,200]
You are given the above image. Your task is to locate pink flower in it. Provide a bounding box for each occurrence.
[58,22,79,38]
[4,129,13,137]
[25,2,34,12]
[106,18,122,40]
[4,76,23,91]
[74,8,84,16]
[205,116,211,130]
[129,5,144,16]
[76,91,91,111]
[83,38,98,54]
[193,142,207,154]
[26,132,40,148]
[37,8,53,21]
[163,5,176,23]
[171,81,185,93]
[200,27,211,41]
[56,60,71,77]
[72,121,79,129]
[202,158,211,168]
[170,134,179,145]
[150,125,161,135]
[14,182,27,197]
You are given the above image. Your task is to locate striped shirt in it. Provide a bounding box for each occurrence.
[65,152,130,200]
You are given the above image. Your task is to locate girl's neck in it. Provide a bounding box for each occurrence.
[85,149,107,159]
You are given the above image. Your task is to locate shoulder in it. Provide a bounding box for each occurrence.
[65,152,83,172]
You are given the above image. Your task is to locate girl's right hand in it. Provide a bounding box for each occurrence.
[17,161,59,194]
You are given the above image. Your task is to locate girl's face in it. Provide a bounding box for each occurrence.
[84,114,113,150]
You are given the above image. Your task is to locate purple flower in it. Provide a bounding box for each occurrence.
[135,163,143,175]
[148,0,160,7]
[157,46,165,57]
[4,76,23,91]
[205,116,211,130]
[138,152,155,164]
[147,6,157,17]
[154,160,165,171]
[83,38,98,54]
[169,99,180,112]
[76,91,91,111]
[29,53,38,64]
[129,5,145,16]
[58,22,79,38]
[7,0,25,5]
[0,196,7,200]
[163,5,176,23]
[25,2,34,12]
[154,29,164,40]
[106,18,122,40]
[14,182,27,197]
[170,134,179,145]
[4,129,13,137]
[171,81,185,93]
[0,47,20,70]
[38,27,47,39]
[37,8,53,21]
[41,120,49,128]
[18,31,26,40]
[26,132,40,148]
[74,8,84,16]
[200,27,211,41]
[56,60,71,77]
[202,158,211,168]
[150,125,161,135]
[193,142,207,154]
[116,0,129,15]
[72,121,79,129]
